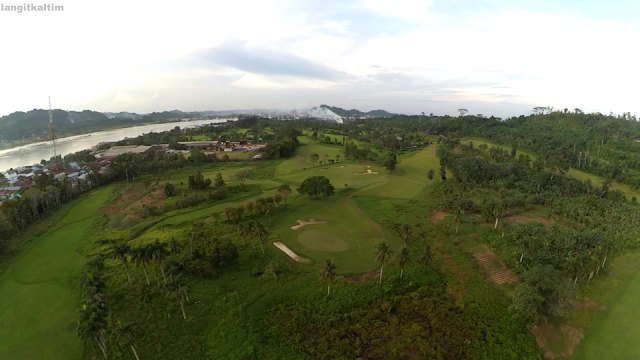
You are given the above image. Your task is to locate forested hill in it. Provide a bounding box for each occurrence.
[319,104,395,117]
[0,109,194,143]
[397,111,640,188]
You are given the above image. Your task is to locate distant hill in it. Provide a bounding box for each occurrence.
[319,104,395,118]
[0,109,192,143]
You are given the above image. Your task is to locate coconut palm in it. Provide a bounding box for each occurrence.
[236,222,247,247]
[109,243,132,283]
[374,242,393,283]
[167,258,192,278]
[417,244,432,266]
[166,275,189,319]
[399,224,413,246]
[131,247,151,285]
[150,240,170,284]
[112,320,141,360]
[252,221,269,255]
[245,202,255,215]
[396,247,411,278]
[452,208,465,234]
[168,237,182,255]
[318,259,337,295]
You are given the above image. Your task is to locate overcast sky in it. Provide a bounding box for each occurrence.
[1,0,639,118]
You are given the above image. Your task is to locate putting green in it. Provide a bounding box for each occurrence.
[298,230,350,252]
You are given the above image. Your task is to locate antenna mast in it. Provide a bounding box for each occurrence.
[48,96,59,172]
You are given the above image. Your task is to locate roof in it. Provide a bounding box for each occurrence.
[97,145,156,158]
[177,141,220,146]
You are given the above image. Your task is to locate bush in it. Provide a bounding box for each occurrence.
[172,194,203,209]
[210,187,229,200]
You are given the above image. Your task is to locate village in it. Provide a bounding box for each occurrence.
[0,139,265,203]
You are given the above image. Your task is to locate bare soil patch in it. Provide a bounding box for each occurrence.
[429,211,451,225]
[528,324,584,359]
[473,244,518,285]
[290,218,326,230]
[273,242,311,264]
[569,296,607,311]
[342,268,381,284]
[504,215,553,226]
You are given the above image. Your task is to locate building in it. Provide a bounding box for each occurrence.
[177,141,220,150]
[94,145,162,161]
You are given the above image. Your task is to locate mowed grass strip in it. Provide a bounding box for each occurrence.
[0,186,113,360]
[579,269,640,360]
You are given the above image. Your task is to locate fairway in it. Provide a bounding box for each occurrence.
[276,143,344,176]
[274,197,397,273]
[580,270,640,359]
[0,186,113,360]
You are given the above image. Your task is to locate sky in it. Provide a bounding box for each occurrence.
[1,0,639,118]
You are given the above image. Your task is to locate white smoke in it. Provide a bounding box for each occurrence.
[67,112,75,124]
[69,162,80,169]
[306,106,343,123]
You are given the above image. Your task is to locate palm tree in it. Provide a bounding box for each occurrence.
[167,258,192,278]
[236,222,247,247]
[150,240,169,284]
[112,320,141,360]
[166,275,189,319]
[109,243,132,283]
[452,208,465,234]
[265,203,275,222]
[399,224,413,246]
[168,237,182,255]
[131,247,151,285]
[318,259,337,296]
[396,247,411,278]
[374,242,393,283]
[417,244,432,266]
[252,221,269,255]
[210,212,220,227]
[245,202,255,215]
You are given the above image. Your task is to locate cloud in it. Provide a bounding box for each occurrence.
[199,39,346,81]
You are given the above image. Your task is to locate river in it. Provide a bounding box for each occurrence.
[0,119,235,171]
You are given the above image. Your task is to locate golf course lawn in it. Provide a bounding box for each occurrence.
[0,186,112,360]
[579,269,640,359]
[274,197,398,273]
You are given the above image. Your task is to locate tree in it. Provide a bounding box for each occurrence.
[214,173,225,188]
[252,221,269,255]
[297,176,335,198]
[417,243,432,266]
[168,237,182,255]
[233,169,251,190]
[132,247,151,285]
[310,153,320,166]
[458,109,468,117]
[396,247,411,278]
[384,153,397,170]
[439,166,447,181]
[188,170,211,189]
[109,243,132,283]
[274,193,283,206]
[166,275,189,320]
[190,146,205,164]
[112,320,141,360]
[277,184,292,204]
[163,182,176,197]
[336,154,340,163]
[427,169,435,185]
[295,154,307,170]
[150,240,169,284]
[318,259,337,296]
[374,241,393,283]
[452,208,465,234]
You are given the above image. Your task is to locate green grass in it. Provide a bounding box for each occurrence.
[297,230,350,252]
[275,143,344,176]
[0,185,113,360]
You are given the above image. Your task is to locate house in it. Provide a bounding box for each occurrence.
[177,141,220,150]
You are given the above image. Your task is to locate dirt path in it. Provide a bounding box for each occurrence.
[472,244,518,285]
[429,211,450,225]
[290,218,326,230]
[504,215,553,226]
[273,242,311,264]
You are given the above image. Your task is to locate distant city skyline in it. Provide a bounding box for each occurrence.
[1,0,639,118]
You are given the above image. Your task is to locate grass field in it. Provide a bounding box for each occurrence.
[0,186,113,360]
[275,143,345,176]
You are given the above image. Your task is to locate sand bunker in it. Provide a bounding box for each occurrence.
[273,242,311,264]
[352,169,378,175]
[318,169,327,172]
[291,218,326,230]
[334,165,345,168]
